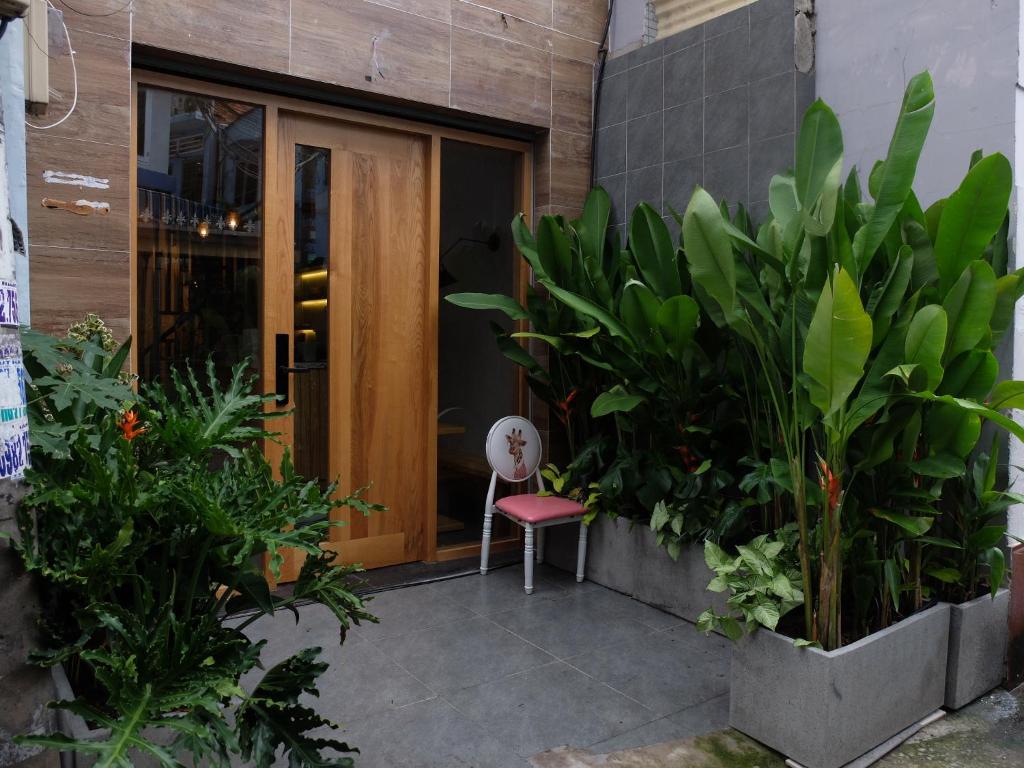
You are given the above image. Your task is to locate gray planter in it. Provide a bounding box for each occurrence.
[543,514,727,622]
[945,588,1009,710]
[51,664,107,768]
[729,603,951,768]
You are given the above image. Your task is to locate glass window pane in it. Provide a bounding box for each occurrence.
[293,145,330,485]
[136,86,264,386]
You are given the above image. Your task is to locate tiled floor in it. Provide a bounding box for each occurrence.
[244,562,731,768]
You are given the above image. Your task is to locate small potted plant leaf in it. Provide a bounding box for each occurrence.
[932,442,1019,709]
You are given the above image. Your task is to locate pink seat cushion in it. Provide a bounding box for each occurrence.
[495,494,586,524]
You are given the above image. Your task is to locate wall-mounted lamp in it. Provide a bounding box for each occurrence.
[197,219,210,238]
[226,211,240,231]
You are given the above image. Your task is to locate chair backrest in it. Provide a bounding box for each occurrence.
[485,416,542,483]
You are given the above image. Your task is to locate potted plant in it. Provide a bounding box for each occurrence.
[685,70,1024,768]
[13,317,384,767]
[445,189,757,619]
[931,441,1018,708]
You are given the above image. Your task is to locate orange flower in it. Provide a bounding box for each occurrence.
[555,389,579,424]
[818,458,841,511]
[118,409,146,441]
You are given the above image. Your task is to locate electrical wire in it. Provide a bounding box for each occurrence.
[58,0,133,17]
[25,0,78,131]
[590,0,616,188]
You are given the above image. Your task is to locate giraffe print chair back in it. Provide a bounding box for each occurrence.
[485,416,542,483]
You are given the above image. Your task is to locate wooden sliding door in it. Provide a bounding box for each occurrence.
[271,114,438,576]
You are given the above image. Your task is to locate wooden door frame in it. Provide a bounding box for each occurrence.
[131,71,535,567]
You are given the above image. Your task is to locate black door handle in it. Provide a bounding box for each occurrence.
[275,333,289,405]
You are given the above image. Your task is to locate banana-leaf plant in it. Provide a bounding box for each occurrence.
[684,70,1024,649]
[447,191,751,538]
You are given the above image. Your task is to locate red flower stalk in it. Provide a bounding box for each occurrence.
[118,409,146,442]
[555,389,579,425]
[818,457,840,512]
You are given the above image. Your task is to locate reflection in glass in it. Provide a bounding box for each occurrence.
[136,86,263,386]
[293,146,330,485]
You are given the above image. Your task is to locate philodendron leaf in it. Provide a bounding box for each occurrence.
[803,267,873,418]
[934,152,1012,293]
[683,187,736,316]
[444,292,529,320]
[537,215,573,283]
[904,304,947,391]
[795,99,844,237]
[941,260,996,362]
[852,71,935,274]
[591,387,645,417]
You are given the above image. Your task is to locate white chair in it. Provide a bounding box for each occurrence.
[480,416,589,594]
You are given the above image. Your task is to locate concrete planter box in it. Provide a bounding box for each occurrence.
[543,514,727,622]
[945,588,1009,709]
[729,603,950,768]
[51,664,106,768]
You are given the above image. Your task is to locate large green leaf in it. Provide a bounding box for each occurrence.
[683,187,736,315]
[908,391,1024,444]
[941,260,996,361]
[866,245,913,346]
[537,215,573,283]
[629,202,681,298]
[591,387,646,417]
[444,292,529,320]
[511,213,548,279]
[991,272,1023,345]
[852,72,935,274]
[934,153,1012,292]
[803,268,873,418]
[937,349,997,400]
[872,509,934,537]
[795,100,844,236]
[541,281,635,345]
[988,380,1024,410]
[656,294,700,359]
[619,280,663,352]
[904,304,947,391]
[576,188,614,307]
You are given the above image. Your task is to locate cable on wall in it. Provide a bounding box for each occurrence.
[590,0,616,188]
[25,0,78,130]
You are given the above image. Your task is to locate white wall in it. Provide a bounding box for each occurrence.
[817,0,1024,537]
[816,0,1017,207]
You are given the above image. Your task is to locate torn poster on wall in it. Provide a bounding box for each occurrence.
[0,115,30,479]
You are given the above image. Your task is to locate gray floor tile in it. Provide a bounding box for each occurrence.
[338,697,529,768]
[447,662,656,757]
[666,693,731,734]
[377,615,555,693]
[565,627,730,716]
[428,565,569,615]
[558,584,682,631]
[585,714,697,753]
[490,595,658,660]
[586,694,730,753]
[310,637,437,723]
[349,582,475,641]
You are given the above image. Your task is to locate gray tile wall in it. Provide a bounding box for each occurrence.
[595,0,814,237]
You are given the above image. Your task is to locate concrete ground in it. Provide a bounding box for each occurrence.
[243,564,1024,768]
[243,562,731,767]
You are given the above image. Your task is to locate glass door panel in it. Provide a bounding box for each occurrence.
[292,145,330,486]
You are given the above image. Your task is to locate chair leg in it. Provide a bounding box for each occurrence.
[480,507,493,575]
[536,527,545,564]
[524,524,535,594]
[576,522,588,583]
